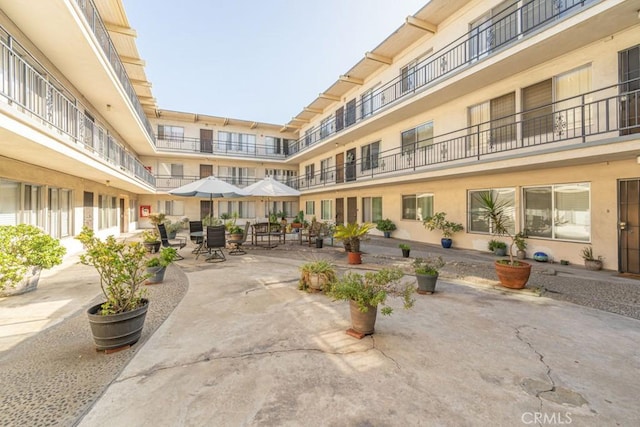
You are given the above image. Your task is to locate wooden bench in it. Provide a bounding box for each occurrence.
[251,222,285,246]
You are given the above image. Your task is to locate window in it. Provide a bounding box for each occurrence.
[523,183,590,241]
[320,117,333,139]
[98,195,117,230]
[320,158,332,182]
[345,99,356,127]
[0,179,20,225]
[159,162,183,178]
[218,131,256,153]
[468,188,515,234]
[468,93,515,151]
[265,136,284,155]
[305,164,315,182]
[402,193,434,220]
[362,197,382,223]
[218,201,256,218]
[469,1,517,61]
[305,201,315,215]
[361,89,373,118]
[523,65,592,139]
[335,106,344,131]
[158,200,184,216]
[401,61,416,93]
[321,200,333,221]
[304,129,312,147]
[402,121,434,153]
[361,141,380,171]
[49,188,72,238]
[219,167,255,186]
[23,184,43,227]
[157,125,184,141]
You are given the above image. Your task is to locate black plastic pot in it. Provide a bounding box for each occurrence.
[87,299,149,351]
[315,238,323,248]
[401,249,410,258]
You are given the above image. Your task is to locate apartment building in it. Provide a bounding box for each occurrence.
[0,0,639,271]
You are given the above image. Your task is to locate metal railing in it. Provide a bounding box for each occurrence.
[154,175,297,191]
[74,0,156,145]
[156,136,288,160]
[0,35,155,187]
[288,79,639,190]
[287,0,597,156]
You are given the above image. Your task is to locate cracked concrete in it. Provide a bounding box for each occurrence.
[75,251,640,426]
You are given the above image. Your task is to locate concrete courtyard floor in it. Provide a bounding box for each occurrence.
[2,237,640,426]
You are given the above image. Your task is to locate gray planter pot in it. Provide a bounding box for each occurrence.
[146,266,167,283]
[0,266,42,297]
[87,299,149,351]
[416,273,438,294]
[584,259,603,271]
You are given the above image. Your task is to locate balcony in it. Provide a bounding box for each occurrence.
[154,175,296,191]
[0,34,155,188]
[156,136,288,160]
[287,0,601,156]
[74,0,156,145]
[289,80,640,191]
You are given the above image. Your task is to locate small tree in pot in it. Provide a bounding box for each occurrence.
[412,256,445,294]
[328,268,414,337]
[580,246,603,271]
[146,247,179,284]
[77,227,150,351]
[376,218,396,238]
[0,224,66,296]
[422,212,464,248]
[475,192,531,289]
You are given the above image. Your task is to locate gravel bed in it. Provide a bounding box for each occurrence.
[0,266,188,427]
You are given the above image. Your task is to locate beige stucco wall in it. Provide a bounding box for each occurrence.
[299,158,639,269]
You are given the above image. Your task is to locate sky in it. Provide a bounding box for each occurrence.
[124,0,428,125]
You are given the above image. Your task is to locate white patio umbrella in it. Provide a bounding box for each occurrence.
[243,177,300,247]
[242,176,301,198]
[168,175,246,219]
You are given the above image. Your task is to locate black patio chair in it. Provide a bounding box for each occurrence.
[228,222,250,255]
[189,220,204,254]
[203,225,226,262]
[157,223,186,260]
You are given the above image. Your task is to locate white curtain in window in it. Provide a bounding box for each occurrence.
[555,65,592,132]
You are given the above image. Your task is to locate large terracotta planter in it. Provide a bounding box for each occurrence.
[494,260,531,289]
[349,300,377,335]
[87,299,149,351]
[347,251,362,265]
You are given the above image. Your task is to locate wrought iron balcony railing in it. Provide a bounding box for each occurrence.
[74,0,156,145]
[154,175,297,191]
[156,136,288,160]
[287,0,597,156]
[0,34,155,187]
[288,79,639,191]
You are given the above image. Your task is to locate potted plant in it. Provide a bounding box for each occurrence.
[145,247,179,284]
[422,212,464,248]
[412,256,445,294]
[475,192,531,289]
[77,227,150,351]
[488,239,507,256]
[164,220,185,239]
[291,210,304,232]
[376,218,396,238]
[298,260,337,293]
[141,229,161,253]
[580,246,603,271]
[333,222,375,265]
[399,243,411,258]
[148,212,166,227]
[515,232,527,260]
[0,224,66,297]
[328,268,414,337]
[228,225,244,241]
